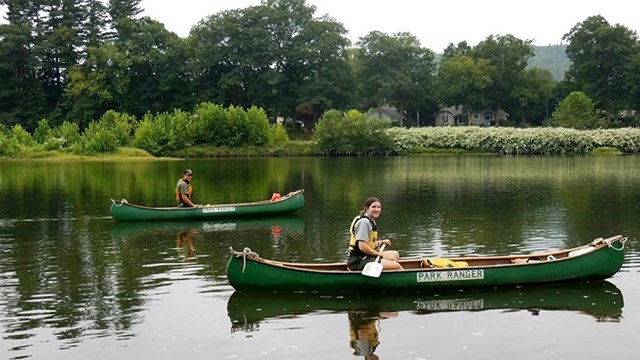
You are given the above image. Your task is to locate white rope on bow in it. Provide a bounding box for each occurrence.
[229,247,260,273]
[591,236,627,251]
[110,198,128,207]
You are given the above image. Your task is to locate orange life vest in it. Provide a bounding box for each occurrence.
[175,178,193,205]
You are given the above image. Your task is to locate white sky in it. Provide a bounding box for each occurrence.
[0,1,637,52]
[138,0,639,52]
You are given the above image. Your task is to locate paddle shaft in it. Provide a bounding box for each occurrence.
[374,243,386,262]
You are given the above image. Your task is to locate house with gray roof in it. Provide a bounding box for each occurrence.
[367,105,405,124]
[435,105,509,126]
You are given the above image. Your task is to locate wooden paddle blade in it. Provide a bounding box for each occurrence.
[361,261,383,278]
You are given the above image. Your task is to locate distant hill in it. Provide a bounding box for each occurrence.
[435,45,571,82]
[528,44,571,81]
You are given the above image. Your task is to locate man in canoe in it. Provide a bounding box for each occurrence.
[176,169,198,207]
[347,197,403,271]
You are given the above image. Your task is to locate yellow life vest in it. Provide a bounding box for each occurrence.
[349,215,378,254]
[175,178,193,204]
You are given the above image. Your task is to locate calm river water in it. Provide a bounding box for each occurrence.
[1,156,640,360]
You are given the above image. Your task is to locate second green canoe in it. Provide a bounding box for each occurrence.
[110,189,304,221]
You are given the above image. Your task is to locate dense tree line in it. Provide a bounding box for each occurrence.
[1,0,639,134]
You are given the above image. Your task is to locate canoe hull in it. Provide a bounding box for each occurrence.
[226,235,626,292]
[110,189,304,221]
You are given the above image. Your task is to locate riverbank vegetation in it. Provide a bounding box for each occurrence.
[2,107,640,159]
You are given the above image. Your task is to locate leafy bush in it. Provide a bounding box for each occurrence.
[271,123,290,146]
[192,102,228,145]
[225,105,271,146]
[165,109,195,151]
[98,110,137,146]
[11,124,35,147]
[244,106,271,146]
[132,113,166,155]
[74,111,137,154]
[33,119,53,144]
[550,91,606,129]
[79,120,119,154]
[132,112,176,155]
[0,132,20,156]
[313,109,394,155]
[54,121,81,148]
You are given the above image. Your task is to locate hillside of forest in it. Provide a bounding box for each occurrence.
[435,45,571,82]
[529,44,571,81]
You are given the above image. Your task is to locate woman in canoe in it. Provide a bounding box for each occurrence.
[347,197,403,271]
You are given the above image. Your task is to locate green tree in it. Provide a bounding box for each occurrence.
[441,41,472,62]
[107,0,142,38]
[189,0,352,123]
[472,34,534,125]
[437,54,494,114]
[66,18,192,124]
[563,15,640,121]
[0,1,49,130]
[117,18,193,116]
[294,16,355,123]
[83,0,109,49]
[36,0,87,123]
[357,31,438,125]
[513,68,555,126]
[627,50,640,117]
[66,43,129,126]
[0,0,111,130]
[0,22,48,130]
[550,91,604,129]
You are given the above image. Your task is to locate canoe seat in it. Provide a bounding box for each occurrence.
[569,247,595,257]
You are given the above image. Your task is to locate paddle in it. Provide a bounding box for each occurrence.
[362,244,385,278]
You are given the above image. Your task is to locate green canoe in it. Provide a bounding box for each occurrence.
[110,189,304,221]
[227,280,623,331]
[226,235,627,292]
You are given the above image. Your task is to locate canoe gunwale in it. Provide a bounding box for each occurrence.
[110,189,304,211]
[228,235,626,274]
[226,235,627,291]
[109,189,304,220]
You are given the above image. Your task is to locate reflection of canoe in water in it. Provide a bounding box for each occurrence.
[227,235,627,291]
[227,280,624,331]
[110,189,304,221]
[111,215,304,239]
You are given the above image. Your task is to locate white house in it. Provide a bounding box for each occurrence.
[435,105,509,126]
[367,105,405,123]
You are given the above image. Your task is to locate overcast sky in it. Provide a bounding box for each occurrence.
[138,0,639,52]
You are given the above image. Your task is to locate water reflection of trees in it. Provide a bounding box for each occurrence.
[2,219,149,344]
[304,156,640,259]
